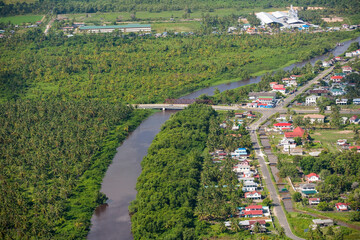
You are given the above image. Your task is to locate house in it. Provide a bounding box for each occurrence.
[342,66,352,73]
[330,88,346,96]
[334,56,343,61]
[312,219,333,227]
[337,139,347,146]
[284,127,305,138]
[305,173,320,182]
[290,75,303,80]
[239,220,266,232]
[257,96,276,104]
[248,92,276,99]
[334,72,347,77]
[300,183,317,196]
[245,191,262,200]
[272,84,286,94]
[305,95,320,105]
[273,122,292,130]
[242,180,259,192]
[79,24,152,33]
[330,75,343,83]
[322,61,331,67]
[309,198,320,205]
[282,78,297,86]
[233,160,251,173]
[346,52,354,58]
[269,82,278,88]
[303,114,325,124]
[353,99,360,105]
[349,146,360,153]
[240,205,270,218]
[276,114,292,122]
[350,115,359,124]
[336,99,348,105]
[231,148,248,158]
[290,147,303,156]
[335,203,350,211]
[309,90,329,96]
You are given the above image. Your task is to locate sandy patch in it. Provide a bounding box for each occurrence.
[337,130,352,134]
[322,17,343,22]
[313,133,321,136]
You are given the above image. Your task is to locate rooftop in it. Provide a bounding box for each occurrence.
[79,24,151,30]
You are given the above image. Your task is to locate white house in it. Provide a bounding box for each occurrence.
[322,61,331,67]
[335,203,350,211]
[305,173,320,182]
[353,98,360,105]
[242,180,259,192]
[233,161,251,173]
[303,114,325,124]
[309,198,320,205]
[342,66,352,73]
[279,138,297,151]
[245,191,262,200]
[336,99,348,105]
[231,148,248,158]
[305,95,320,105]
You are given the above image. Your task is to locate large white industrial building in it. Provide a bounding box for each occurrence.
[79,24,151,33]
[256,5,305,28]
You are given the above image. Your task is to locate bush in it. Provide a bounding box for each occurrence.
[292,192,302,202]
[350,211,360,221]
[317,202,333,211]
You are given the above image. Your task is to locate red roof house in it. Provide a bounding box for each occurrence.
[284,126,305,138]
[245,205,263,210]
[305,173,320,182]
[335,203,349,211]
[245,191,262,199]
[349,146,360,152]
[331,76,344,81]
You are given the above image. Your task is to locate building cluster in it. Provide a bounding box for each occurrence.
[60,22,152,34]
[255,5,311,29]
[302,59,359,106]
[247,92,277,108]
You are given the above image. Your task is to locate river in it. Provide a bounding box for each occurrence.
[87,35,360,240]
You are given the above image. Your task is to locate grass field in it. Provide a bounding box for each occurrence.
[310,129,355,152]
[152,21,201,32]
[0,15,43,24]
[3,0,35,3]
[58,7,287,23]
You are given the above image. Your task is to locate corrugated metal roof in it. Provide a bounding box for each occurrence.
[79,24,151,30]
[256,12,281,24]
[272,11,288,18]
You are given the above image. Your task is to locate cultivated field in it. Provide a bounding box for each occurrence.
[0,15,43,24]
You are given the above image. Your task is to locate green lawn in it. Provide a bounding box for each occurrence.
[310,129,355,151]
[287,212,315,238]
[0,15,43,24]
[152,21,201,32]
[58,7,287,23]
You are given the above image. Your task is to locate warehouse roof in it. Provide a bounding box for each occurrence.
[80,24,151,30]
[256,12,282,25]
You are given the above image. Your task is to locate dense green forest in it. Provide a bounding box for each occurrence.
[0,99,150,239]
[129,104,216,239]
[1,0,360,17]
[1,29,359,103]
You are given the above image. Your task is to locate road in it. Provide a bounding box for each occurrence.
[135,104,360,115]
[249,121,304,240]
